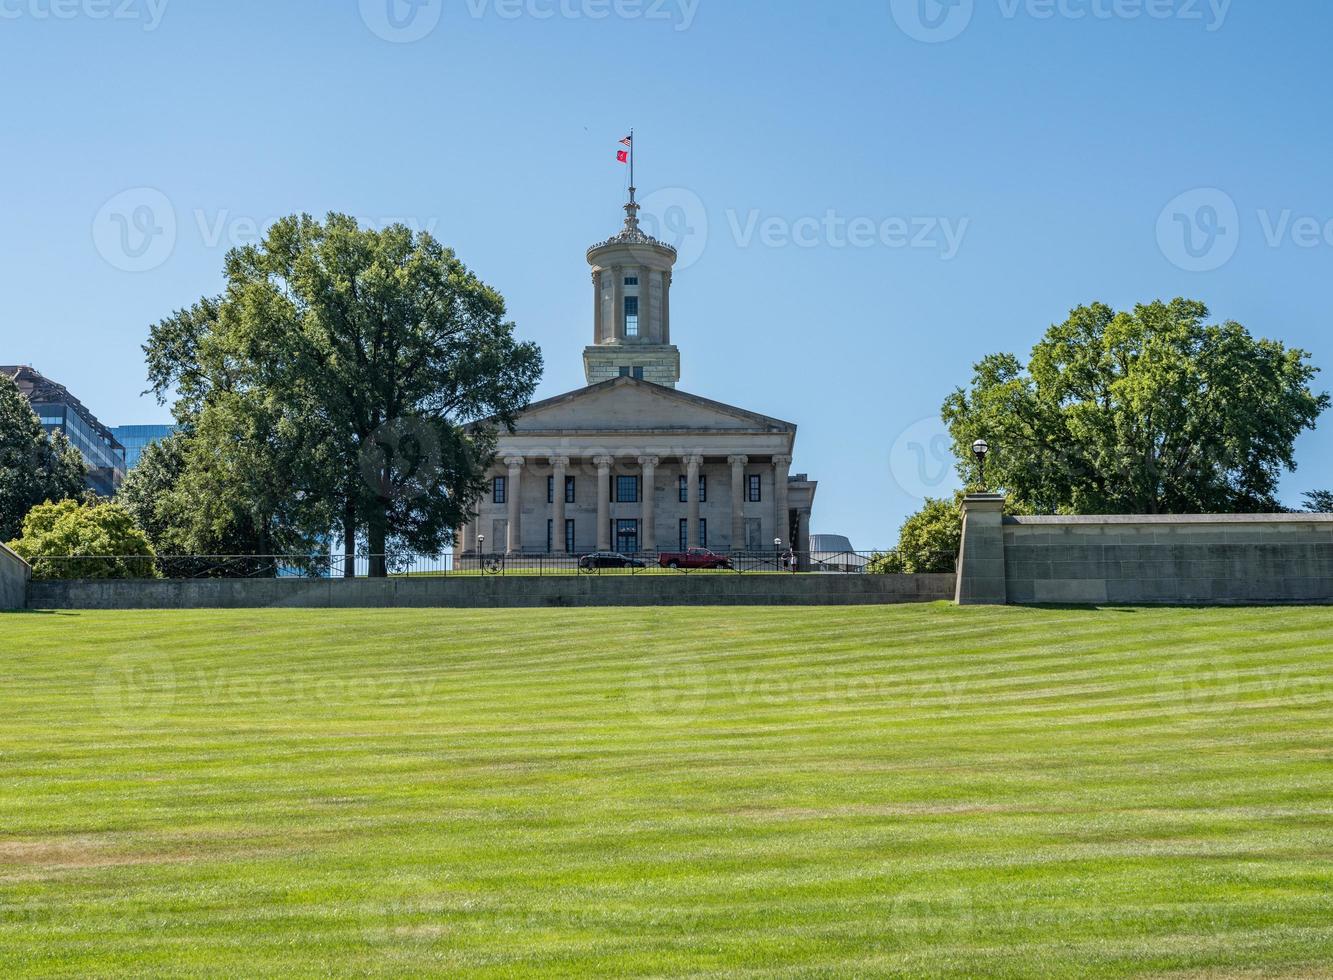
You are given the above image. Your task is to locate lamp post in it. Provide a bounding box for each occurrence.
[774,537,782,573]
[477,533,485,569]
[971,439,991,490]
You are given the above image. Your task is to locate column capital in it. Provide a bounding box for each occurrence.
[503,455,525,469]
[683,454,705,468]
[728,455,750,467]
[637,455,660,468]
[772,454,793,468]
[593,455,615,470]
[548,455,570,468]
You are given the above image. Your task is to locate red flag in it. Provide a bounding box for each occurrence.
[617,150,629,163]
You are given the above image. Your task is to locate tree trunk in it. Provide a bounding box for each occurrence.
[342,500,357,579]
[367,499,388,578]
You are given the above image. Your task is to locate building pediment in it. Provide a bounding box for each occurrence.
[505,377,796,435]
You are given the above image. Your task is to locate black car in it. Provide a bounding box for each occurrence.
[578,552,648,571]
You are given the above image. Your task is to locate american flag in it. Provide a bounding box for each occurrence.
[619,135,633,147]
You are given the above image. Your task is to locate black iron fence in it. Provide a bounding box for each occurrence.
[29,549,955,580]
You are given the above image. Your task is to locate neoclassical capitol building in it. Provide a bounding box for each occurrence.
[456,189,817,558]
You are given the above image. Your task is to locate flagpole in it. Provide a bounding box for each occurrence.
[630,127,635,192]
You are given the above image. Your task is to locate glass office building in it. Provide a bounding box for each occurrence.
[3,365,127,497]
[111,424,179,469]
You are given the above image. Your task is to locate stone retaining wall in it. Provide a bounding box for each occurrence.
[25,573,957,610]
[0,543,30,611]
[955,496,1333,606]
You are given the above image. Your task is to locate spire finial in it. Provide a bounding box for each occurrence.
[624,184,640,232]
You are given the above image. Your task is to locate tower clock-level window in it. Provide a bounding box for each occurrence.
[624,296,639,336]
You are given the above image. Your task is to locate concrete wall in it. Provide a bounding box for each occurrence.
[0,543,30,611]
[26,572,957,610]
[953,498,1333,605]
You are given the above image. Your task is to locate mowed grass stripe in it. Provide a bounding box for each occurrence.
[0,604,1330,977]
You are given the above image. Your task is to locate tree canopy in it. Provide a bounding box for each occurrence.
[0,375,86,541]
[941,299,1328,514]
[9,498,156,579]
[143,214,543,575]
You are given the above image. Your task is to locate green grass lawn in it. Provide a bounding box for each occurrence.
[1,605,1330,978]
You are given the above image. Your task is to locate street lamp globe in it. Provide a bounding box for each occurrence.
[972,439,990,460]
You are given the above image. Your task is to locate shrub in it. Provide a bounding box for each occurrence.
[8,499,158,579]
[868,498,962,574]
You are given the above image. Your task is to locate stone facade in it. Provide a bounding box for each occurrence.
[457,186,818,559]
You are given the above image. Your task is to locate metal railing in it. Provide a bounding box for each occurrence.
[29,550,954,580]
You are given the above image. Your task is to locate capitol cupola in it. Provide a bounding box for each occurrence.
[584,183,681,388]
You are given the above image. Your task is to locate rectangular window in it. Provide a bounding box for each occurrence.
[565,519,576,554]
[547,475,555,504]
[493,476,506,504]
[624,276,638,286]
[547,519,553,553]
[616,519,639,554]
[632,367,644,380]
[748,474,762,502]
[677,474,706,502]
[616,475,640,503]
[674,520,707,550]
[619,366,631,377]
[624,296,639,337]
[565,476,576,503]
[678,475,688,503]
[699,475,707,503]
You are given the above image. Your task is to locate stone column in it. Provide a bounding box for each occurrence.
[955,494,1008,605]
[728,455,749,552]
[461,511,477,553]
[595,456,614,551]
[662,271,672,344]
[685,454,703,549]
[637,266,650,342]
[638,455,659,554]
[772,455,792,547]
[592,272,603,343]
[797,509,812,571]
[612,266,624,342]
[504,456,524,554]
[550,455,569,553]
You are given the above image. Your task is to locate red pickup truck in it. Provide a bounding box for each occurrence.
[658,548,734,570]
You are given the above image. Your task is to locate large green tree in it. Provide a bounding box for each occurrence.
[0,375,87,540]
[942,299,1328,514]
[145,214,542,576]
[9,498,156,579]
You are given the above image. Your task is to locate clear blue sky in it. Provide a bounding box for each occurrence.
[3,0,1331,545]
